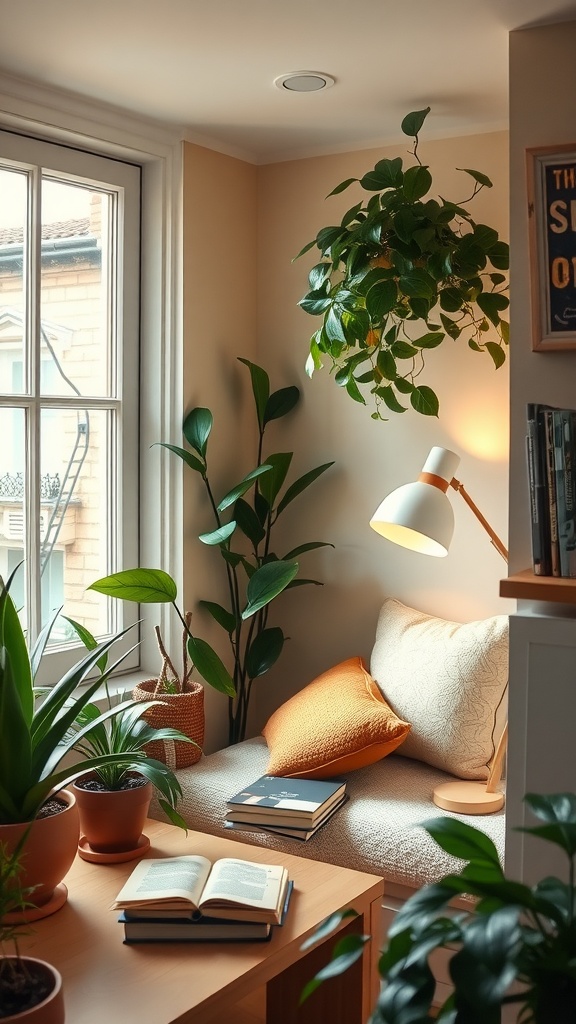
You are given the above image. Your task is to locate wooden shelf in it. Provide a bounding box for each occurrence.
[500,569,576,604]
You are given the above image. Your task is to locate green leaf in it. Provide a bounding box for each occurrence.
[245,627,285,679]
[473,224,499,250]
[300,933,369,1004]
[476,292,509,326]
[285,578,322,589]
[457,167,494,189]
[182,407,212,457]
[217,465,272,513]
[376,386,407,413]
[372,156,404,188]
[198,600,236,634]
[325,306,346,343]
[401,107,431,138]
[424,817,502,869]
[346,377,366,404]
[258,452,293,509]
[398,268,435,299]
[403,164,432,202]
[308,262,331,290]
[283,541,334,559]
[440,312,461,339]
[89,568,177,604]
[276,462,334,515]
[155,442,205,476]
[326,177,358,197]
[62,616,108,675]
[293,238,316,260]
[366,279,397,320]
[298,289,332,316]
[198,521,237,546]
[242,561,299,619]
[394,377,414,395]
[233,498,266,547]
[391,340,418,359]
[440,286,465,312]
[377,349,397,381]
[488,242,509,271]
[238,358,270,428]
[411,386,439,417]
[484,342,506,369]
[263,386,300,425]
[412,332,444,350]
[186,637,235,697]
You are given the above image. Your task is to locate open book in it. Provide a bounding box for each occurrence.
[112,855,290,925]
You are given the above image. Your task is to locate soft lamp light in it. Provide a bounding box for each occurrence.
[370,446,508,816]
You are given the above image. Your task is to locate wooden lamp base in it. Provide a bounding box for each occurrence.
[433,780,504,815]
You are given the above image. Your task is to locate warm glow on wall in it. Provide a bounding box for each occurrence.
[449,396,509,462]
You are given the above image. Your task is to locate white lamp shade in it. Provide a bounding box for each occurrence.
[369,447,461,557]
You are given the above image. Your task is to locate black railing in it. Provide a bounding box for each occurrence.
[0,472,61,501]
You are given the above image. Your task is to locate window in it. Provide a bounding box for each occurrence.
[0,129,140,678]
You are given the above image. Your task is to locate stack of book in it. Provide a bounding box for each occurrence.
[112,853,292,943]
[526,402,576,578]
[224,774,347,841]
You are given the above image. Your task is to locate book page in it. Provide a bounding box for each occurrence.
[112,855,212,909]
[200,857,286,911]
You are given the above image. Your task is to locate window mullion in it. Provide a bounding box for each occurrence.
[26,163,42,642]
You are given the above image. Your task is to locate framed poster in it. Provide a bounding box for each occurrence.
[527,144,576,351]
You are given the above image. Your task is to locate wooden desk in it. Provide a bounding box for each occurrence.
[21,818,384,1023]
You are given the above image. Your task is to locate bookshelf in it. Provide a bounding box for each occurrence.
[500,570,576,603]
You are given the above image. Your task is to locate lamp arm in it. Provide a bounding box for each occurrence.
[450,477,508,563]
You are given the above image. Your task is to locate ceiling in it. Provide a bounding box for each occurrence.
[0,0,575,164]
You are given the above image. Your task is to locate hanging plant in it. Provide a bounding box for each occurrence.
[296,107,510,420]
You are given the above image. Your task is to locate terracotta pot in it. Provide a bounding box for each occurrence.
[1,957,64,1023]
[0,790,79,913]
[73,774,152,854]
[132,678,204,768]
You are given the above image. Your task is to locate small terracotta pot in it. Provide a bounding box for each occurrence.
[0,790,79,911]
[1,956,64,1023]
[73,774,152,854]
[132,678,204,768]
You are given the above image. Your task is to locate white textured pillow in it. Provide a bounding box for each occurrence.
[370,598,508,780]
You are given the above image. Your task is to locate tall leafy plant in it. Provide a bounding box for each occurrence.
[91,359,334,745]
[296,107,510,421]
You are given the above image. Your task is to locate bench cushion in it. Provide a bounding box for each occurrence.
[150,736,505,892]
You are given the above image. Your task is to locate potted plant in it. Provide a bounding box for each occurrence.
[0,834,65,1022]
[301,792,576,1023]
[296,107,510,421]
[64,623,192,860]
[89,358,335,745]
[131,612,204,770]
[0,567,153,917]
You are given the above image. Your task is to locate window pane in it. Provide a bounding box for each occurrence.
[0,166,28,395]
[40,179,115,399]
[0,406,25,622]
[40,407,116,644]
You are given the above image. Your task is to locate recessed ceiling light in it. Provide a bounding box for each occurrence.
[274,71,335,93]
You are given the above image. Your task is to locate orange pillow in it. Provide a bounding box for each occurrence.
[262,656,411,779]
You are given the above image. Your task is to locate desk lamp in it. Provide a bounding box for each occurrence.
[370,446,508,815]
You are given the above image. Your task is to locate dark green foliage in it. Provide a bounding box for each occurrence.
[296,107,509,421]
[300,793,576,1022]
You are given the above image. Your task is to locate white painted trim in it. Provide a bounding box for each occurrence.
[0,73,185,678]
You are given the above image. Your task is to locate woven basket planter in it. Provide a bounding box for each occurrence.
[132,678,204,769]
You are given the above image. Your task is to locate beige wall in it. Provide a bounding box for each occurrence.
[182,132,512,747]
[181,142,258,751]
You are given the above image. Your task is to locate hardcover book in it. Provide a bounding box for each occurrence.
[226,775,346,823]
[224,794,349,839]
[119,883,293,943]
[112,854,289,926]
[553,408,576,577]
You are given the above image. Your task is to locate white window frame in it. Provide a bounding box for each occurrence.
[0,74,184,682]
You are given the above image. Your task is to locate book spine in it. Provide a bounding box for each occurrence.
[526,404,551,575]
[544,408,560,576]
[556,410,576,578]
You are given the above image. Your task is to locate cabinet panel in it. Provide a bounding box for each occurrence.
[506,612,576,884]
